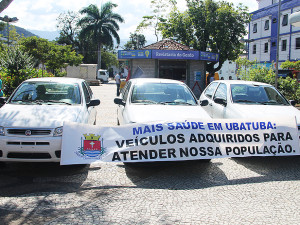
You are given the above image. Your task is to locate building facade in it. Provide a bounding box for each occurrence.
[248,0,300,67]
[118,39,219,98]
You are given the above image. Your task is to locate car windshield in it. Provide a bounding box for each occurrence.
[231,84,289,105]
[9,81,81,105]
[131,82,197,105]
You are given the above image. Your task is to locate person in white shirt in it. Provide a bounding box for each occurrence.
[114,73,121,96]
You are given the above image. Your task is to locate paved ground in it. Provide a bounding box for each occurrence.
[0,80,300,224]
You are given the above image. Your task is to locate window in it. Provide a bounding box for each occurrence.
[214,83,227,101]
[253,23,257,33]
[282,14,288,26]
[282,39,287,51]
[82,83,91,103]
[296,38,300,50]
[264,42,269,53]
[253,44,257,54]
[204,82,218,99]
[264,20,270,30]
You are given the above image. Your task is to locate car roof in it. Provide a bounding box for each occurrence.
[24,77,85,84]
[212,80,272,86]
[129,78,186,85]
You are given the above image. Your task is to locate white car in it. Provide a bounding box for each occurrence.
[97,69,109,83]
[199,80,300,135]
[0,77,100,162]
[114,78,210,125]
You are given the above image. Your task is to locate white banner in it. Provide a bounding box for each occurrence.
[60,117,300,165]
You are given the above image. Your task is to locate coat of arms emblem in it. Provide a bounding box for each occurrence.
[76,133,106,159]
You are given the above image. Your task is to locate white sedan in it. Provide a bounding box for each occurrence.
[114,78,210,125]
[0,77,100,162]
[199,80,300,134]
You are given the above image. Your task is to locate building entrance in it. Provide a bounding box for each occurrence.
[158,61,187,81]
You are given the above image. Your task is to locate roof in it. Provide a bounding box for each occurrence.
[143,39,192,51]
[25,77,85,83]
[212,80,272,86]
[130,78,187,85]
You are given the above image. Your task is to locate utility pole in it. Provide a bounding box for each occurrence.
[275,0,281,88]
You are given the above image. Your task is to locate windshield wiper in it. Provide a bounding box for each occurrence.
[260,101,287,105]
[132,100,158,104]
[234,100,257,103]
[44,100,72,105]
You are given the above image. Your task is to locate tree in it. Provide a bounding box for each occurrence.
[160,0,251,83]
[19,36,83,76]
[123,33,146,50]
[56,11,80,47]
[101,50,118,69]
[136,0,176,42]
[281,60,300,71]
[77,2,124,72]
[0,0,13,13]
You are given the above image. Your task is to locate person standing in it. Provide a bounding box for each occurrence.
[0,76,4,97]
[114,72,121,96]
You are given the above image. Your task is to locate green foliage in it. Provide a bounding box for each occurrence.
[19,36,83,75]
[160,0,251,74]
[137,0,176,41]
[0,45,54,96]
[77,2,124,70]
[123,33,146,50]
[56,11,79,47]
[101,50,118,69]
[281,60,300,71]
[236,59,300,103]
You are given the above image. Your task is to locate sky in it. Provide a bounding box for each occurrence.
[0,0,258,43]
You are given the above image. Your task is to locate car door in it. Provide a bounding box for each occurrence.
[117,81,131,125]
[200,82,219,117]
[211,83,227,118]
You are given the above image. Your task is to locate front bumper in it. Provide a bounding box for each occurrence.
[0,135,61,162]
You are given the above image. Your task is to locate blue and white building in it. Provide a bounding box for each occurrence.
[248,0,300,67]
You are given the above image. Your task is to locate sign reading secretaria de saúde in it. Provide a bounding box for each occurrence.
[60,117,300,165]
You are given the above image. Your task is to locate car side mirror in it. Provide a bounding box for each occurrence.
[214,98,227,107]
[114,97,125,106]
[200,99,209,106]
[0,97,7,105]
[87,99,100,107]
[289,100,296,106]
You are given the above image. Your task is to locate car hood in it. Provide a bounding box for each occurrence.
[230,104,300,124]
[127,105,211,123]
[0,104,82,128]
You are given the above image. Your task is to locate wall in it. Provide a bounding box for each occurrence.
[66,64,97,80]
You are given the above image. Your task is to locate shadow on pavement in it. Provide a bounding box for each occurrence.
[0,162,90,197]
[123,156,300,190]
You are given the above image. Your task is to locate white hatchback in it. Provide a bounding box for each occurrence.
[199,80,300,137]
[0,77,100,162]
[114,78,210,125]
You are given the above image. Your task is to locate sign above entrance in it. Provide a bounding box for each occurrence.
[118,50,219,62]
[199,51,219,62]
[152,50,199,60]
[118,50,151,59]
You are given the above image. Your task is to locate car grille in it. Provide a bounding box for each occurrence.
[7,129,51,136]
[7,152,52,159]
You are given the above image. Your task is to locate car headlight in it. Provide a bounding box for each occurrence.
[0,126,4,136]
[53,126,63,136]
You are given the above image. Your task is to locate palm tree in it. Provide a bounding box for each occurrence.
[78,2,124,71]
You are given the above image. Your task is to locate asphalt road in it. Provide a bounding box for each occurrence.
[0,80,299,225]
